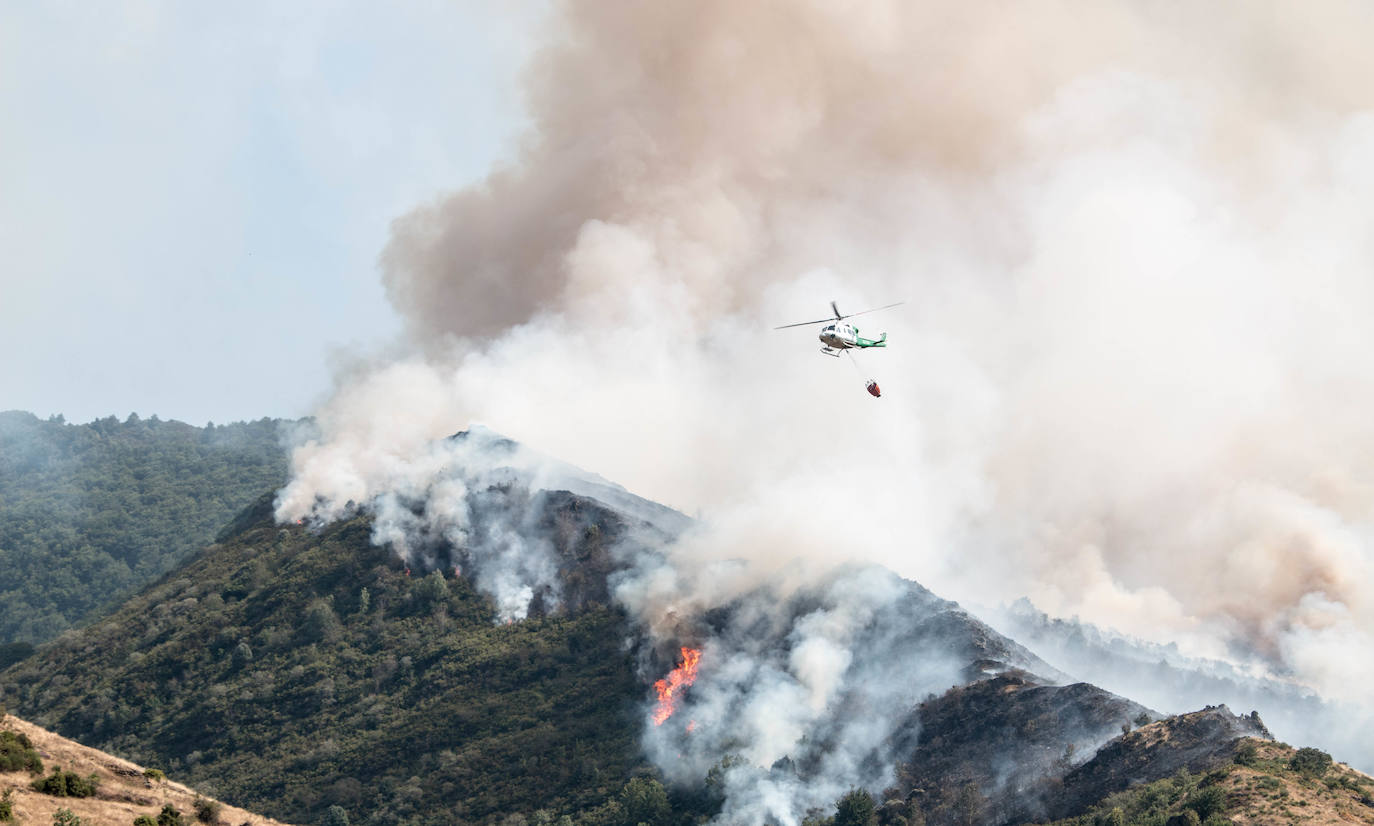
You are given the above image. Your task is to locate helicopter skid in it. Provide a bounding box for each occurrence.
[820,346,842,357]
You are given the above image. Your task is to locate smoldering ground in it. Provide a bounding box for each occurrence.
[278,0,1374,792]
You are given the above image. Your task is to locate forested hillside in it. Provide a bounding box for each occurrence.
[0,411,291,645]
[6,428,1355,826]
[1,492,649,826]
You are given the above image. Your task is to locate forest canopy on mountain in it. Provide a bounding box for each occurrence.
[0,411,292,645]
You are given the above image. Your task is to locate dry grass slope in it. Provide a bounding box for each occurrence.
[1222,739,1374,826]
[0,714,293,826]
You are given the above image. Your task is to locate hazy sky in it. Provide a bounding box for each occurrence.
[1,1,539,425]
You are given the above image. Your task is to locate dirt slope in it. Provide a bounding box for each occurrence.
[0,714,293,826]
[1221,739,1374,826]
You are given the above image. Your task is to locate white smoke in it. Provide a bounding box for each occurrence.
[283,424,642,620]
[986,598,1374,775]
[278,0,1374,787]
[623,566,969,826]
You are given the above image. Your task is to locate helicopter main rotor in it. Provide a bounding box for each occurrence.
[773,300,904,330]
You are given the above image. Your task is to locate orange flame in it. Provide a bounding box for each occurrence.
[652,647,702,726]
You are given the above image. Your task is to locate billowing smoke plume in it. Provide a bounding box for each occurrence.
[626,567,969,826]
[278,0,1374,779]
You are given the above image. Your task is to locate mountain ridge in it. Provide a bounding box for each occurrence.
[1,428,1358,825]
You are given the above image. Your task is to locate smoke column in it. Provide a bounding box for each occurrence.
[278,0,1374,767]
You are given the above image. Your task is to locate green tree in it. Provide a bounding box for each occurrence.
[0,729,44,773]
[323,805,350,826]
[156,804,185,826]
[232,641,253,667]
[416,571,449,607]
[301,599,342,644]
[1290,747,1332,777]
[618,777,670,826]
[876,797,922,826]
[1166,810,1201,826]
[193,797,221,823]
[1233,740,1258,767]
[834,789,876,826]
[32,767,98,797]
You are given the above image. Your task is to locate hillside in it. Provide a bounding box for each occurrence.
[990,599,1373,775]
[0,411,292,646]
[0,712,293,826]
[3,431,1357,826]
[1051,733,1374,825]
[892,673,1154,824]
[1,490,653,826]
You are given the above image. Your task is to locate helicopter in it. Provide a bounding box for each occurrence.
[774,300,903,356]
[774,300,903,397]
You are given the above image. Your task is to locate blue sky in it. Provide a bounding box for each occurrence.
[1,2,540,424]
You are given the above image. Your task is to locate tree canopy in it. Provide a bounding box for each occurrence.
[0,411,292,645]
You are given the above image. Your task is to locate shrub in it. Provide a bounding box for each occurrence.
[52,809,83,826]
[192,797,221,824]
[0,790,13,822]
[231,641,253,667]
[156,804,185,826]
[323,805,350,826]
[1290,747,1332,777]
[32,767,99,797]
[0,729,43,773]
[416,571,449,607]
[834,789,877,826]
[618,777,670,826]
[1165,810,1200,826]
[1233,741,1258,767]
[301,600,342,644]
[1185,785,1228,821]
[134,817,158,826]
[143,768,165,783]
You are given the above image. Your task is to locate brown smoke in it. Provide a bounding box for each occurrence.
[283,0,1374,706]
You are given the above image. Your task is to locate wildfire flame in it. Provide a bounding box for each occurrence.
[652,647,702,726]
